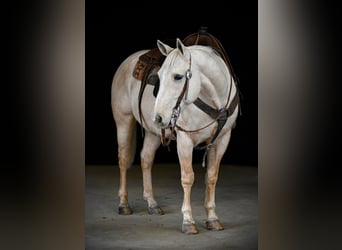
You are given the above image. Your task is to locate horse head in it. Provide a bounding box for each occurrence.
[153,39,201,128]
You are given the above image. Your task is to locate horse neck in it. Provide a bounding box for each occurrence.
[191,47,232,109]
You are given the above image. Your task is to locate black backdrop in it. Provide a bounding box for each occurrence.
[86,4,258,166]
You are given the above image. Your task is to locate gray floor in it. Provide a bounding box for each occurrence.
[86,164,258,250]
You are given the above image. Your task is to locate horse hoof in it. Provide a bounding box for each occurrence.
[148,206,164,215]
[118,205,133,215]
[206,219,224,231]
[182,223,199,234]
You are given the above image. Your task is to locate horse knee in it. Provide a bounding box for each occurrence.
[206,175,218,185]
[181,173,194,186]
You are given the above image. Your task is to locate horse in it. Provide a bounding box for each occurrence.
[111,32,240,234]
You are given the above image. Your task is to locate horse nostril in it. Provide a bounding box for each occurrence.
[154,114,163,125]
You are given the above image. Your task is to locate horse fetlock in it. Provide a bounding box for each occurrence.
[182,211,195,224]
[144,196,157,207]
[205,206,218,220]
[118,190,128,200]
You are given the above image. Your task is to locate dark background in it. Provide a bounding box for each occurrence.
[6,1,342,249]
[86,5,258,166]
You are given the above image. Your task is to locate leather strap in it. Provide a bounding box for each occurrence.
[193,91,240,150]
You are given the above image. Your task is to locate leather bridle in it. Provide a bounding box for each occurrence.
[160,56,192,146]
[160,51,240,168]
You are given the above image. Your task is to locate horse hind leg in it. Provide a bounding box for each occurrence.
[140,131,164,215]
[115,114,137,215]
[204,131,232,230]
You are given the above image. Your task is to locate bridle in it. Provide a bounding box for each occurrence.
[160,51,240,167]
[160,56,192,146]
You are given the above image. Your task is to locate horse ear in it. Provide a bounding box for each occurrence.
[176,38,186,55]
[157,40,173,56]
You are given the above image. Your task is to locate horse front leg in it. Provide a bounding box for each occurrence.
[204,130,231,230]
[177,134,198,234]
[140,131,164,215]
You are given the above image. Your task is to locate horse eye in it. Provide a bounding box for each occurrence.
[173,74,184,81]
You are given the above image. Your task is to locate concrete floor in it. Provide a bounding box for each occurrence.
[86,164,258,250]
